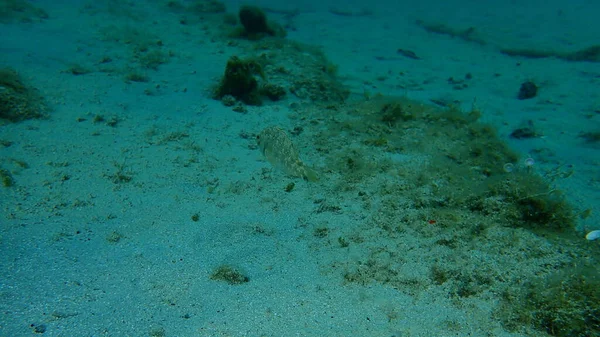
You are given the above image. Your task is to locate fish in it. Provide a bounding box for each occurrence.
[257,126,318,182]
[396,48,420,60]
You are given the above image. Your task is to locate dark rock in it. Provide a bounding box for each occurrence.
[518,81,538,100]
[510,120,539,139]
[239,6,273,36]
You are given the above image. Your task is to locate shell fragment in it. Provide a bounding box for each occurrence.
[585,230,600,241]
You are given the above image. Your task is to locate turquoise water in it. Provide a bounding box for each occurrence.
[1,1,599,336]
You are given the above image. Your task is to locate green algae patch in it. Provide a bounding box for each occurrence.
[497,264,600,337]
[211,39,348,106]
[0,168,15,187]
[286,96,594,335]
[0,68,49,122]
[210,265,249,285]
[213,56,266,105]
[308,97,575,234]
[0,0,48,23]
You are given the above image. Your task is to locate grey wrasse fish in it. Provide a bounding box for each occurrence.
[257,126,318,182]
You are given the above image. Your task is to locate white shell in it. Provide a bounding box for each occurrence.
[586,230,600,241]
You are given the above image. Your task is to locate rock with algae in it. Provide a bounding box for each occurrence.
[257,126,318,182]
[0,67,48,122]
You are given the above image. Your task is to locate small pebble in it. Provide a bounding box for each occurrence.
[31,324,46,333]
[518,81,538,100]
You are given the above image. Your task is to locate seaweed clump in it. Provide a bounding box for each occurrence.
[0,68,48,122]
[236,5,286,39]
[0,168,15,187]
[210,265,249,285]
[380,101,416,126]
[214,56,264,105]
[498,265,600,336]
[483,171,576,233]
[579,130,600,144]
[0,0,48,23]
[213,56,286,105]
[501,45,600,63]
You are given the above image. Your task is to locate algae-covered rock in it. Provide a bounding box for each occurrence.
[237,5,286,39]
[210,265,249,285]
[239,6,272,36]
[214,56,264,105]
[0,68,48,122]
[0,0,48,23]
